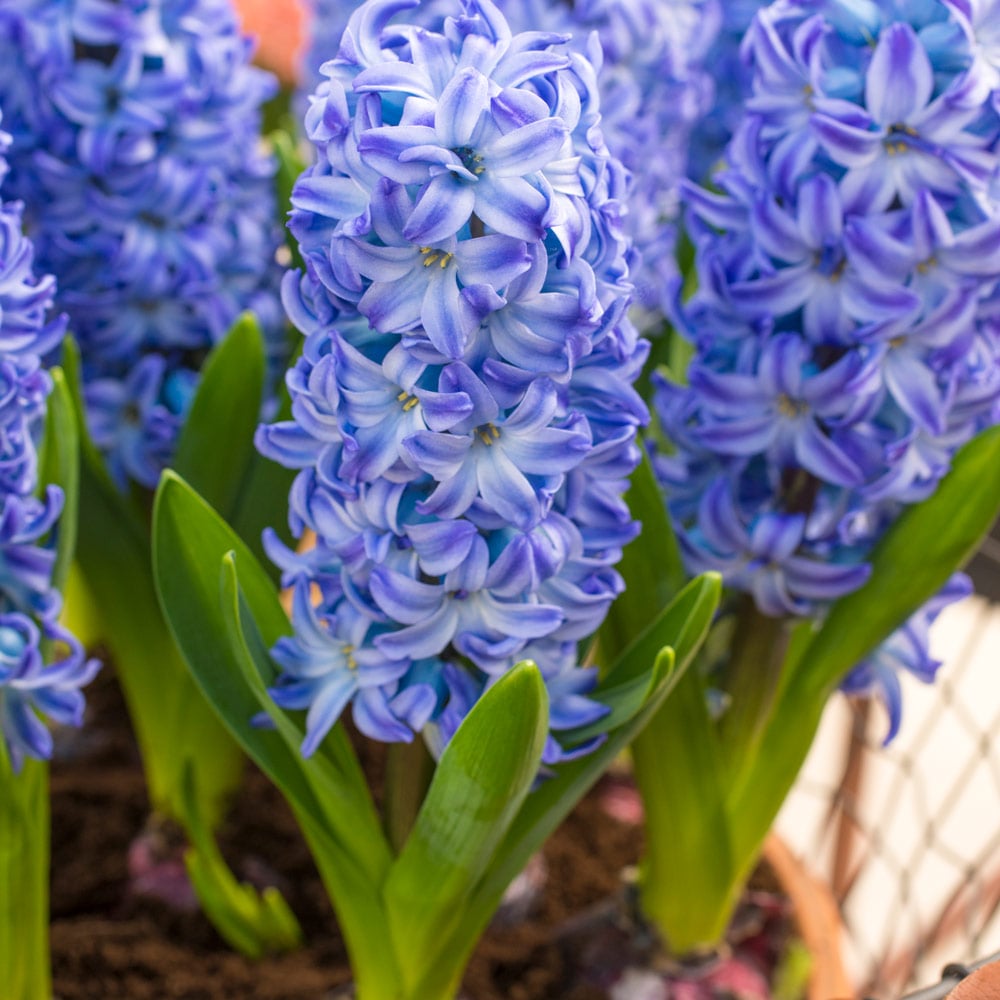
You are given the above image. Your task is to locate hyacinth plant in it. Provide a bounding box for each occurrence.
[0,0,303,956]
[152,1,720,996]
[0,113,97,1000]
[624,0,1000,964]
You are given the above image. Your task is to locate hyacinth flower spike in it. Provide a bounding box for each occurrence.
[0,115,96,1000]
[153,1,721,996]
[0,0,302,956]
[625,0,1000,964]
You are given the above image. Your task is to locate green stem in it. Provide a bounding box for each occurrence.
[0,755,51,1000]
[384,738,434,854]
[717,598,787,777]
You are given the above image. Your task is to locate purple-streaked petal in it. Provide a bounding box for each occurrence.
[403,173,477,244]
[435,68,489,148]
[407,519,478,576]
[454,234,531,287]
[486,118,569,177]
[866,24,934,125]
[883,351,947,435]
[375,603,459,660]
[793,420,864,486]
[370,566,443,625]
[474,174,549,241]
[730,265,814,316]
[477,448,543,530]
[302,673,357,757]
[797,174,843,247]
[402,430,471,479]
[811,113,881,168]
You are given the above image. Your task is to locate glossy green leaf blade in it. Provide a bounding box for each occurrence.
[0,754,50,1000]
[607,570,722,687]
[598,445,685,658]
[213,560,405,997]
[559,668,658,746]
[452,573,722,974]
[220,552,388,863]
[563,568,721,747]
[38,369,79,593]
[415,647,671,998]
[181,762,302,958]
[61,339,124,497]
[62,339,242,822]
[173,312,265,521]
[383,662,548,990]
[728,425,1000,874]
[155,473,396,976]
[630,649,734,953]
[152,472,385,867]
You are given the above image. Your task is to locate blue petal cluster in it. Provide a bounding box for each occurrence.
[0,0,286,490]
[655,0,1000,738]
[298,0,718,322]
[0,119,97,771]
[259,0,646,762]
[686,0,765,182]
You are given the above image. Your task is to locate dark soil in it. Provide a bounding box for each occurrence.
[49,670,646,1000]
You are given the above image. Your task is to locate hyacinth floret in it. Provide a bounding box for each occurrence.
[0,0,286,490]
[0,119,97,771]
[655,0,1000,739]
[259,0,646,761]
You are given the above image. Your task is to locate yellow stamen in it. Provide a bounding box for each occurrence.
[777,395,805,417]
[477,423,501,446]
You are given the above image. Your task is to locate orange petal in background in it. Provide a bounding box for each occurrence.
[233,0,308,85]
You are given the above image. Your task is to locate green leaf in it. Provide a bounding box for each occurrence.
[152,473,383,855]
[62,339,240,821]
[61,337,145,530]
[217,557,410,998]
[383,662,548,993]
[38,369,79,593]
[169,311,297,580]
[559,668,659,746]
[0,755,50,1000]
[565,569,721,747]
[220,553,388,853]
[598,445,685,659]
[630,645,734,953]
[153,474,413,995]
[173,313,265,521]
[606,570,722,687]
[449,574,721,973]
[181,762,302,958]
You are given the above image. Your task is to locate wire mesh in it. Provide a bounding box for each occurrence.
[776,586,1000,998]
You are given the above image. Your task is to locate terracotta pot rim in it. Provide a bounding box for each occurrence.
[764,833,854,1000]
